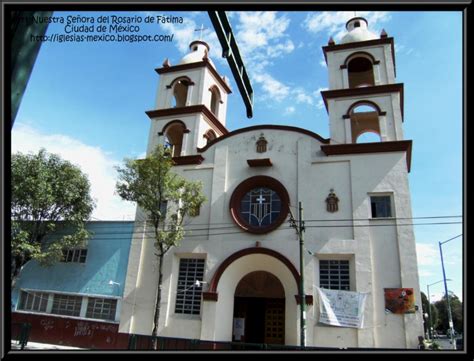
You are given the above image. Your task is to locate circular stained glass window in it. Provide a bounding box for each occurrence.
[240,187,282,227]
[230,176,289,234]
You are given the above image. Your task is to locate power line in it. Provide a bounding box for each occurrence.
[61,221,462,241]
[78,214,462,229]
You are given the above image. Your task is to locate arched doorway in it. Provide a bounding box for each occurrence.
[232,271,285,345]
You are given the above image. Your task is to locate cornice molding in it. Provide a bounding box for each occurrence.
[321,83,404,121]
[146,105,229,136]
[155,61,232,94]
[321,140,412,172]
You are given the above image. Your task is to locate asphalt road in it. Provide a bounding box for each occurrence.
[432,335,461,350]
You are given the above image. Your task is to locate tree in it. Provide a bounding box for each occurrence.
[421,291,438,337]
[434,293,463,334]
[115,145,206,349]
[11,149,95,285]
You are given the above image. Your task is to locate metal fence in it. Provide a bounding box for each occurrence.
[11,323,32,350]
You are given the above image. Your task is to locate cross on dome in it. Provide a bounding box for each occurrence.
[194,24,208,40]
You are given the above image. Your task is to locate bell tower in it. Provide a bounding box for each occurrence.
[321,17,404,145]
[145,40,232,161]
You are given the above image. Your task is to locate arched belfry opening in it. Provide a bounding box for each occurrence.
[210,86,221,117]
[348,56,375,88]
[171,79,190,108]
[233,271,285,345]
[164,121,186,157]
[347,102,382,143]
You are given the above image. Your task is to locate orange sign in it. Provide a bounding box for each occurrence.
[384,288,416,314]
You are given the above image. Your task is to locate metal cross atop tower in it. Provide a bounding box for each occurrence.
[194,24,208,40]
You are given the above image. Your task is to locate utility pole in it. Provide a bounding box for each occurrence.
[289,202,306,348]
[438,234,461,350]
[426,279,451,340]
[439,241,456,349]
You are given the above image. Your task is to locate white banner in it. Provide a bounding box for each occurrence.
[317,288,367,328]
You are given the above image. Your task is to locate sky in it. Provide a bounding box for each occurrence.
[11,11,463,304]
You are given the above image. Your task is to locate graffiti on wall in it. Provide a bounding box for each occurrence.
[40,319,55,331]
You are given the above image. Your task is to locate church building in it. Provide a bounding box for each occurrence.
[119,17,424,349]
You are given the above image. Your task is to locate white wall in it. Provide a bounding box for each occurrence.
[120,128,423,348]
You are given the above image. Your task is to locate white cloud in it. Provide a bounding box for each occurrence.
[416,243,439,267]
[12,123,137,221]
[236,11,291,55]
[232,12,299,105]
[253,72,290,102]
[294,89,314,105]
[153,14,223,64]
[303,11,391,42]
[395,44,415,56]
[418,269,434,277]
[284,106,295,115]
[313,87,328,110]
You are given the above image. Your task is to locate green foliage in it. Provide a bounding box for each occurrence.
[421,291,438,336]
[115,145,206,342]
[11,149,95,276]
[115,145,206,255]
[434,293,463,333]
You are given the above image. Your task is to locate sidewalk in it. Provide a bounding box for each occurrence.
[11,341,87,350]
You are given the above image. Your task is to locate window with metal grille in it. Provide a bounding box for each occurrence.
[62,249,87,263]
[86,298,117,321]
[319,260,350,290]
[370,195,392,218]
[51,294,82,316]
[18,290,48,312]
[175,258,205,315]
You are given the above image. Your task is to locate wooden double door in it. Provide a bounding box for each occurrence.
[233,296,285,345]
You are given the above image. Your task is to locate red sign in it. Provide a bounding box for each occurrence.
[384,288,416,314]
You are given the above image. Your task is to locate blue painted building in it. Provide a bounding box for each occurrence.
[12,221,134,324]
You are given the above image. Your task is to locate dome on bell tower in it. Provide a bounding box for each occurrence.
[340,17,378,44]
[179,40,215,68]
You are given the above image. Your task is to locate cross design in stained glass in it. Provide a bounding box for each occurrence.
[240,187,282,227]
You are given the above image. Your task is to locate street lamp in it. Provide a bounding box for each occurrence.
[439,234,461,350]
[426,279,451,340]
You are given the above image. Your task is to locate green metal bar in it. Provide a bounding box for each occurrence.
[208,11,254,118]
[10,11,53,128]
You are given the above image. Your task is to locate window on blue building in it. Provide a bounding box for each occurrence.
[86,298,117,321]
[51,294,82,316]
[18,290,48,312]
[62,249,87,263]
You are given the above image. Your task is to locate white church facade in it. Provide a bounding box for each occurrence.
[119,17,424,349]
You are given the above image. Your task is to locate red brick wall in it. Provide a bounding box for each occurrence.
[12,312,130,349]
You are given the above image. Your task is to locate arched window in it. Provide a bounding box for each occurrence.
[209,86,221,116]
[348,56,375,88]
[172,79,190,108]
[164,122,186,157]
[348,103,382,143]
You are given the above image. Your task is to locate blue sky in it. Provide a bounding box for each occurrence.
[12,11,463,304]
